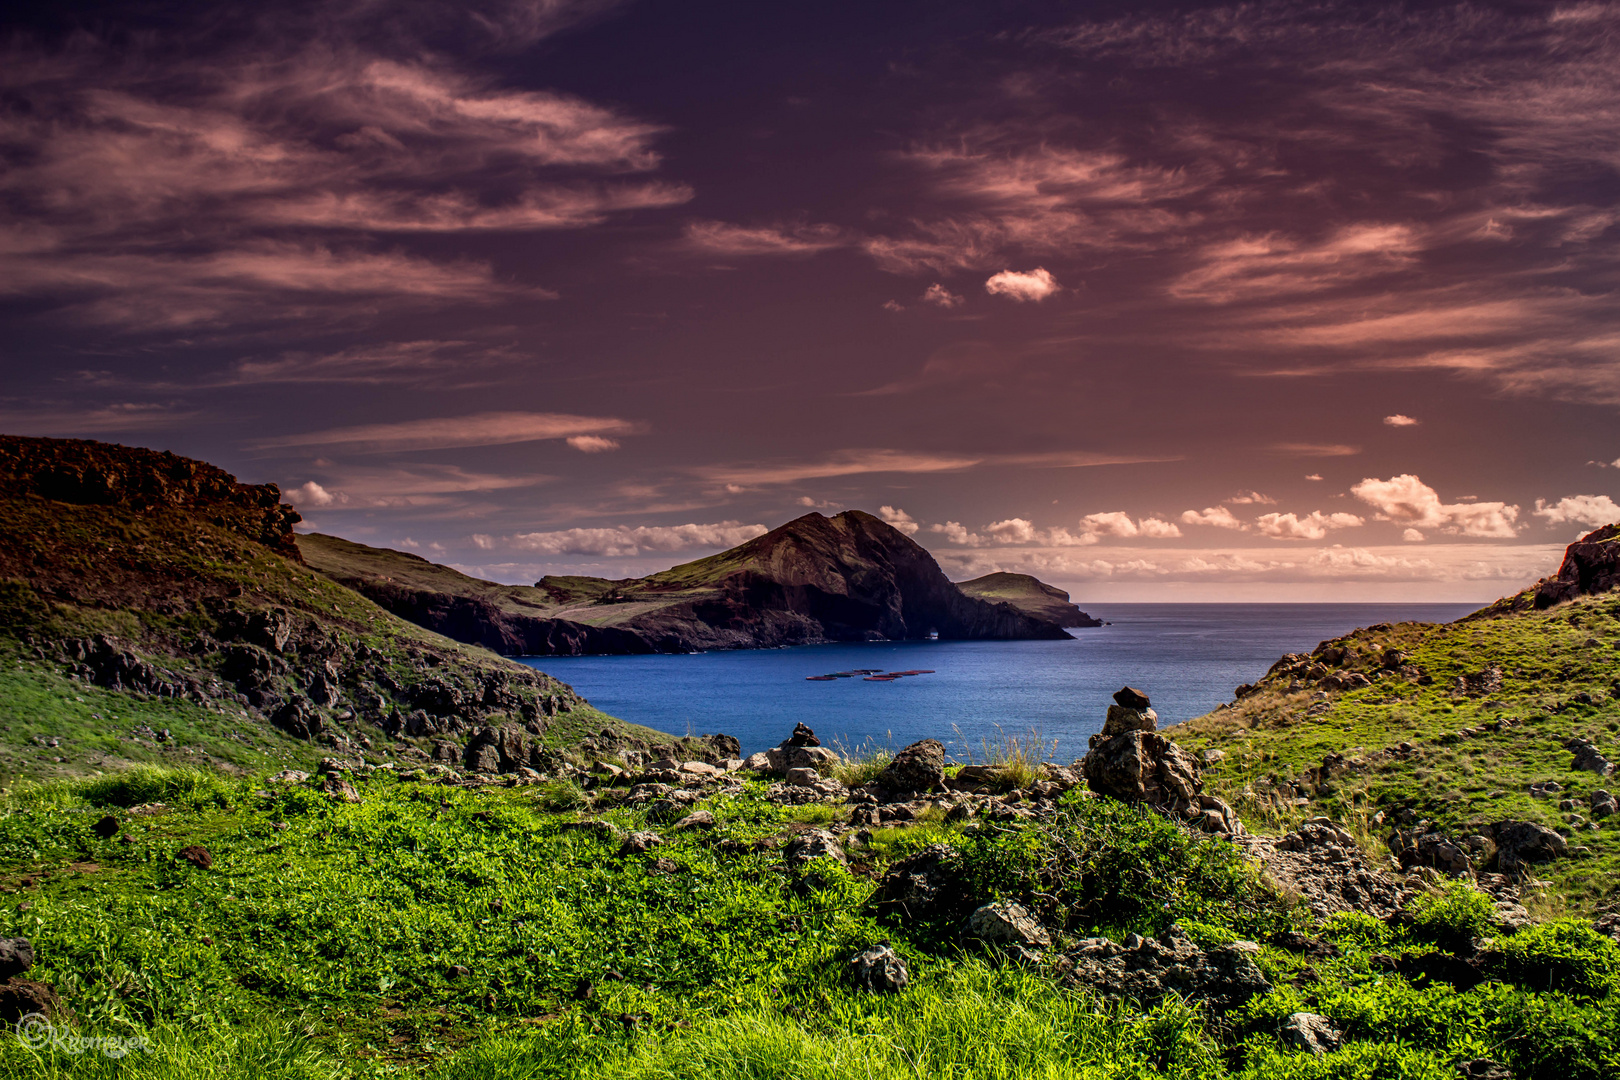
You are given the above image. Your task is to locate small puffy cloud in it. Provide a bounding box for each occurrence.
[566,435,621,453]
[1180,506,1245,530]
[285,480,338,507]
[878,505,921,535]
[1138,518,1183,538]
[1533,495,1620,527]
[1591,458,1620,468]
[922,283,963,308]
[1403,528,1425,541]
[471,533,494,550]
[984,267,1060,302]
[882,299,904,312]
[1383,414,1420,427]
[505,521,768,557]
[1228,490,1276,505]
[985,518,1037,543]
[1305,474,1324,481]
[932,521,982,546]
[1351,474,1520,537]
[1255,511,1365,540]
[1079,511,1181,539]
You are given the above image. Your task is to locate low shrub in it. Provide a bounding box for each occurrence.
[75,766,234,810]
[1406,882,1492,952]
[1489,919,1620,998]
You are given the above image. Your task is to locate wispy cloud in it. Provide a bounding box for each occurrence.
[257,411,641,452]
[681,221,847,257]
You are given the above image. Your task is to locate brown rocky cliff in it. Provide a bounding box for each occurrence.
[0,435,301,557]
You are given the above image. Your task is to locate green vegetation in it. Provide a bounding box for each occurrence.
[2,767,1616,1078]
[1178,591,1620,909]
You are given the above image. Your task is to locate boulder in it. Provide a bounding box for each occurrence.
[1082,730,1200,810]
[784,767,822,787]
[742,751,772,771]
[876,739,946,794]
[1493,820,1568,873]
[782,829,846,868]
[1389,830,1471,876]
[1279,1012,1341,1055]
[619,831,664,855]
[848,944,910,993]
[1101,705,1158,736]
[672,810,716,831]
[0,979,60,1023]
[966,902,1051,951]
[1569,738,1615,777]
[1591,790,1617,819]
[1058,925,1271,1009]
[321,774,361,803]
[1113,686,1151,710]
[0,940,33,981]
[764,744,838,775]
[176,845,213,870]
[871,844,965,924]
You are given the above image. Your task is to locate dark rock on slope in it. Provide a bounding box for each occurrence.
[956,572,1101,627]
[1532,522,1620,608]
[304,511,1073,655]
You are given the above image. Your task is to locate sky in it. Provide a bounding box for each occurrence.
[2,0,1618,601]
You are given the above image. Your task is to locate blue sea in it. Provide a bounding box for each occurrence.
[516,604,1478,760]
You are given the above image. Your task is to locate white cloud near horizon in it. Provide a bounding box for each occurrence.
[1181,506,1245,529]
[878,506,920,535]
[1352,474,1520,537]
[1254,510,1365,540]
[1533,494,1620,527]
[498,521,768,557]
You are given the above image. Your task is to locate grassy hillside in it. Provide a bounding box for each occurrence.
[957,572,1099,627]
[5,766,1618,1079]
[1178,590,1620,911]
[0,438,692,782]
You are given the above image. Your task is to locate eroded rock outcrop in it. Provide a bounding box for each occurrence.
[1055,925,1271,1009]
[1081,688,1242,835]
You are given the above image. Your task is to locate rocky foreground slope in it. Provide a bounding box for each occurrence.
[0,436,725,780]
[302,512,1076,656]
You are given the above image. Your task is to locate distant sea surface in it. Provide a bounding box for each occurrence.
[516,603,1479,760]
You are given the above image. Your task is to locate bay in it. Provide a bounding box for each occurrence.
[516,603,1479,759]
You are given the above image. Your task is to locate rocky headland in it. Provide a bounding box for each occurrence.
[303,512,1077,656]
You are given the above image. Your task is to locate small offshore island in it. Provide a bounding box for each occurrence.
[1,435,1619,1079]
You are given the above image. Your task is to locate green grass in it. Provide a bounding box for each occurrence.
[1176,592,1620,910]
[1,766,1614,1078]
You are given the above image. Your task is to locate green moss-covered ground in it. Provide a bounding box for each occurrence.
[1178,591,1620,911]
[1,768,1618,1079]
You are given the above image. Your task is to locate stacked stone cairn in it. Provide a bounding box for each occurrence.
[1080,686,1243,836]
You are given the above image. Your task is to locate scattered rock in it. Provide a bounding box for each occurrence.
[848,944,910,993]
[1199,749,1225,765]
[784,767,822,787]
[672,810,716,831]
[0,979,60,1023]
[876,739,946,794]
[176,845,212,870]
[1493,820,1567,873]
[619,831,664,855]
[966,902,1051,951]
[321,774,361,803]
[92,815,119,839]
[1456,1061,1512,1080]
[1279,1012,1340,1055]
[1389,830,1471,876]
[1569,738,1615,777]
[1591,790,1617,819]
[871,844,965,925]
[0,940,33,981]
[782,829,846,868]
[742,751,772,771]
[1058,926,1271,1009]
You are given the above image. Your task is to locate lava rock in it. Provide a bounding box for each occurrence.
[848,944,910,993]
[1113,686,1151,710]
[966,902,1052,951]
[876,739,946,794]
[782,829,847,867]
[1058,925,1271,1009]
[871,844,966,925]
[176,845,213,870]
[1493,820,1568,873]
[1279,1012,1341,1055]
[0,940,33,981]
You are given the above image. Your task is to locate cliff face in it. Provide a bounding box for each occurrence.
[0,435,301,557]
[1534,523,1620,608]
[957,572,1102,627]
[303,511,1074,655]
